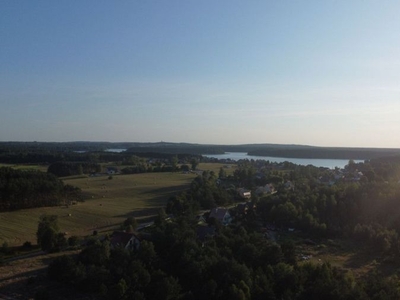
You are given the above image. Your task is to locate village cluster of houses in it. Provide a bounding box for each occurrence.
[318,169,365,186]
[108,183,282,250]
[107,161,368,251]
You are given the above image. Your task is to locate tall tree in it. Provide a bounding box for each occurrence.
[36,214,66,252]
[191,158,199,171]
[171,156,179,172]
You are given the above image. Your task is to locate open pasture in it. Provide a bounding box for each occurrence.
[0,163,48,173]
[197,162,237,175]
[0,172,195,246]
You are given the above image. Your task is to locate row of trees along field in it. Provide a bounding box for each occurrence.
[48,154,201,177]
[0,146,201,166]
[0,167,81,211]
[47,155,200,177]
[40,154,400,299]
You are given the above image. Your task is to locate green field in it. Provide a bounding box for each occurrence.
[0,163,48,172]
[0,163,235,247]
[0,172,196,246]
[197,162,236,175]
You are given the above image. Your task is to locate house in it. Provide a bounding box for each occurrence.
[318,175,335,186]
[284,181,295,191]
[333,171,344,181]
[209,207,232,226]
[110,231,141,251]
[236,203,248,215]
[236,201,256,217]
[255,184,275,196]
[238,188,251,200]
[106,167,118,175]
[196,213,208,224]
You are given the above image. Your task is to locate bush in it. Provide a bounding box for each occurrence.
[1,242,10,254]
[22,241,32,250]
[48,255,81,283]
[34,288,49,300]
[68,236,80,247]
[122,216,138,231]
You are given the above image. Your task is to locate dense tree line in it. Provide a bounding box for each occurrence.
[0,167,81,211]
[0,142,203,166]
[248,148,400,160]
[44,155,199,177]
[166,170,235,215]
[47,162,102,177]
[0,150,133,165]
[48,216,400,300]
[2,142,399,163]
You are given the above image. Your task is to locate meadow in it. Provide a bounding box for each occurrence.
[0,163,48,172]
[0,163,236,247]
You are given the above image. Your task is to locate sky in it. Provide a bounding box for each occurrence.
[1,1,400,148]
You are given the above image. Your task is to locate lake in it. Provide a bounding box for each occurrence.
[105,148,127,153]
[203,152,363,169]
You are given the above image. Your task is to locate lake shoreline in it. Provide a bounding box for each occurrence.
[203,152,363,169]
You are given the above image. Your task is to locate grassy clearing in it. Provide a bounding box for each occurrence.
[197,162,237,175]
[0,163,231,247]
[0,163,48,173]
[294,236,398,278]
[0,172,196,246]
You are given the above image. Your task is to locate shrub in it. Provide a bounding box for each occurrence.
[22,241,32,250]
[1,242,9,254]
[68,236,80,247]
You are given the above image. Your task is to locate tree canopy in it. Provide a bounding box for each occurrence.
[0,167,82,211]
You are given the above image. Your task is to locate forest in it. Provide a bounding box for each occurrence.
[40,153,400,299]
[0,167,81,211]
[1,142,400,163]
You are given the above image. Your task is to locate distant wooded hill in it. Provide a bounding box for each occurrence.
[126,143,400,160]
[247,147,400,160]
[0,141,399,160]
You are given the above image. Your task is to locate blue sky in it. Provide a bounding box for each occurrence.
[1,1,400,147]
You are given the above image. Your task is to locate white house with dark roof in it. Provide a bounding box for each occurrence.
[110,231,141,251]
[238,188,251,200]
[255,183,275,196]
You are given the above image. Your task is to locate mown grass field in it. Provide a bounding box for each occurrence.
[0,163,48,172]
[0,172,195,246]
[198,162,236,175]
[0,163,235,247]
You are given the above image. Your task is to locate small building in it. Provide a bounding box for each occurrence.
[209,207,232,226]
[236,202,257,217]
[106,167,118,175]
[255,184,275,196]
[238,188,251,200]
[110,231,141,251]
[284,181,295,191]
[236,203,248,215]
